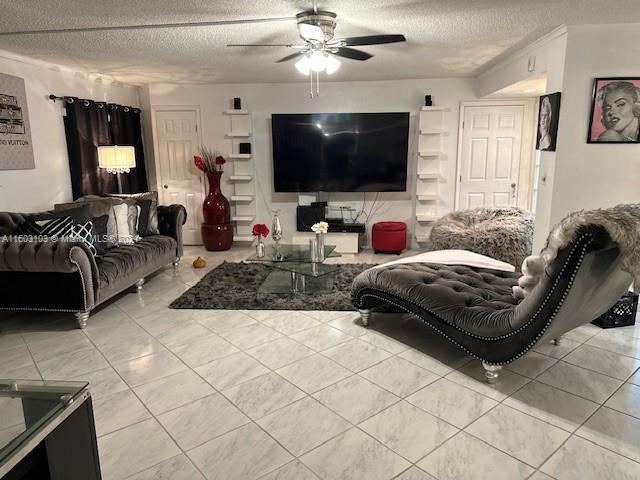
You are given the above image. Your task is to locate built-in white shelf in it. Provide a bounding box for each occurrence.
[231,195,254,202]
[420,129,449,136]
[416,214,439,222]
[417,194,438,201]
[225,103,255,244]
[224,109,249,115]
[418,172,440,180]
[229,175,253,182]
[416,104,448,243]
[421,106,451,112]
[419,151,445,158]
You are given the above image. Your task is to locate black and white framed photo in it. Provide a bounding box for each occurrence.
[536,92,561,151]
[588,77,640,143]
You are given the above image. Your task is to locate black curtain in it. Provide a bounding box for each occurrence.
[108,104,148,193]
[63,97,148,199]
[64,98,116,198]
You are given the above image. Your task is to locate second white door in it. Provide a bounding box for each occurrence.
[457,105,524,209]
[154,109,204,245]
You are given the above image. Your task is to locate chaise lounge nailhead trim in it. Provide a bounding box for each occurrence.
[353,234,592,365]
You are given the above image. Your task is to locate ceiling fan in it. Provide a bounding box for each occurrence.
[227,8,406,78]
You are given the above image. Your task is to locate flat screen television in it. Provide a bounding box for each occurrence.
[272,112,409,192]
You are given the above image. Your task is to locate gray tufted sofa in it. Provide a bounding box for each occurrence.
[0,204,186,328]
[353,225,631,383]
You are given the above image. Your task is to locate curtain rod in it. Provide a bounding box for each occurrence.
[48,94,72,103]
[48,94,140,112]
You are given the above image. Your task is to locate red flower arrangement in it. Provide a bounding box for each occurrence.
[252,223,270,239]
[194,146,226,173]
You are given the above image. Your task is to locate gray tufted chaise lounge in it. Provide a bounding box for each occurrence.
[352,225,631,383]
[0,205,186,329]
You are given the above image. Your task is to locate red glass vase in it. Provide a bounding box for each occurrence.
[201,171,233,251]
[203,171,230,224]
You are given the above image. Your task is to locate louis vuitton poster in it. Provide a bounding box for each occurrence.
[0,73,34,170]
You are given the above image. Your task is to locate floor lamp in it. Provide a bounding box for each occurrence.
[97,145,136,194]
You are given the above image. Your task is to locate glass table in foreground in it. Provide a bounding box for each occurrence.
[0,380,100,479]
[247,243,340,263]
[247,244,341,294]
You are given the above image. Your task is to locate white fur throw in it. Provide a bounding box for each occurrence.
[513,203,640,298]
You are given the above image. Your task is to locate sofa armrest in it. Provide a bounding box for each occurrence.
[0,239,98,310]
[157,204,187,258]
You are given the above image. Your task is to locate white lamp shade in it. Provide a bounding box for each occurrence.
[309,51,327,72]
[295,55,311,75]
[325,54,341,74]
[98,145,136,173]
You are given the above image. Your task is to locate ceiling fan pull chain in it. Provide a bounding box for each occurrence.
[316,70,320,97]
[309,70,314,98]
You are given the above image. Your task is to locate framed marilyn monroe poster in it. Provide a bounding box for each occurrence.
[588,77,640,143]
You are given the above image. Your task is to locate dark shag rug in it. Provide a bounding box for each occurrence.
[169,262,377,311]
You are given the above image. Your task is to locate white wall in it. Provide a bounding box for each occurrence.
[478,23,640,253]
[0,51,139,213]
[477,27,568,252]
[147,78,476,245]
[550,24,640,227]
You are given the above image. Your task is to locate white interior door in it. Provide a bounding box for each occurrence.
[155,109,203,245]
[458,105,524,209]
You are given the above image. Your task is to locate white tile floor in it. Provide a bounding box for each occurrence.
[1,246,640,479]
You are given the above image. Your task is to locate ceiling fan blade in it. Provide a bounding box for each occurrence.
[227,44,306,48]
[334,34,407,46]
[298,23,325,42]
[0,16,295,36]
[332,47,373,61]
[276,51,306,63]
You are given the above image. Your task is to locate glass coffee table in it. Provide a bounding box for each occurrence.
[247,244,341,294]
[0,380,101,479]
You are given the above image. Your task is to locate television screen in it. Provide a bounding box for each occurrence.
[272,112,409,192]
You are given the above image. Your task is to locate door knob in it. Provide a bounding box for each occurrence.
[163,184,168,189]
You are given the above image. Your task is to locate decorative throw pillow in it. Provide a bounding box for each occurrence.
[56,198,123,248]
[127,204,142,242]
[71,221,97,256]
[92,215,110,255]
[113,203,135,244]
[18,205,91,240]
[19,215,73,240]
[135,199,153,235]
[106,192,159,235]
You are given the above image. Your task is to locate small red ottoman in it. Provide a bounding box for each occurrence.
[372,221,407,254]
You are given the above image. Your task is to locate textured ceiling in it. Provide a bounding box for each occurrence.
[0,1,639,85]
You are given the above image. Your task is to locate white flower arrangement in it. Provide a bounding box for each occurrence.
[311,221,329,234]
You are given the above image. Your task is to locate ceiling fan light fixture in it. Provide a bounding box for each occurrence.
[325,54,340,74]
[295,55,311,75]
[309,50,327,72]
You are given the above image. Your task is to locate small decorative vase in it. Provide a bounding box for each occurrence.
[256,238,265,258]
[271,210,283,260]
[202,171,230,225]
[316,232,325,262]
[271,210,283,247]
[309,238,319,262]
